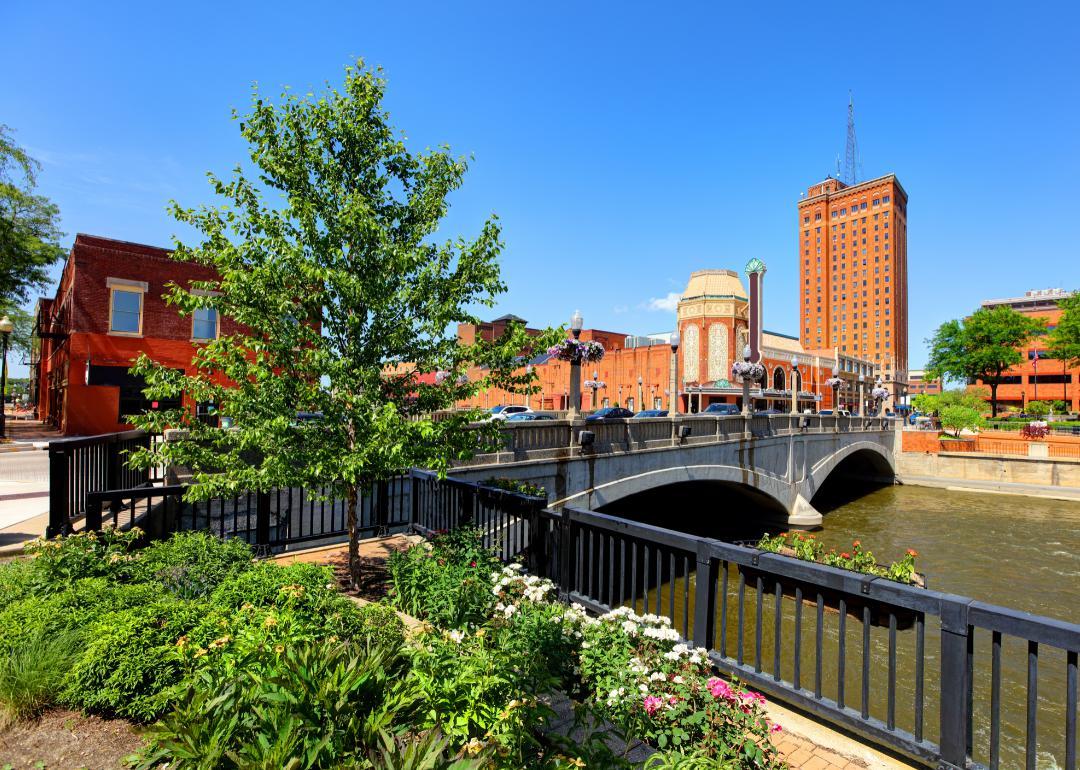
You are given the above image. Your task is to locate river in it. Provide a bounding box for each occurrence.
[603,484,1080,769]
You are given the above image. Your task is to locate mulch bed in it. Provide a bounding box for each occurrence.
[329,550,396,602]
[0,709,144,769]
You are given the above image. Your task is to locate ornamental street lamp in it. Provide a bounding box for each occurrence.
[591,370,601,409]
[568,310,584,418]
[741,344,752,417]
[858,373,865,418]
[525,364,533,409]
[790,356,800,416]
[669,331,680,415]
[637,375,643,415]
[0,315,12,440]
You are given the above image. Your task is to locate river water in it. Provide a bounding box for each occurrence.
[604,484,1080,769]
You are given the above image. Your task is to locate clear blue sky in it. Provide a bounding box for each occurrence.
[4,1,1079,378]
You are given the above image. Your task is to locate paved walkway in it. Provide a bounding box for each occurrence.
[901,473,1080,501]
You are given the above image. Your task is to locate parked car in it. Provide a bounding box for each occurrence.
[703,403,740,415]
[506,412,554,421]
[754,408,784,415]
[586,407,635,421]
[632,409,668,418]
[489,405,533,421]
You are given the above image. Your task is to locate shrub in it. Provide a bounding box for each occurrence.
[136,638,420,769]
[22,528,141,591]
[126,531,254,599]
[0,578,161,658]
[62,597,208,721]
[0,626,83,725]
[0,558,34,607]
[387,528,500,629]
[939,404,985,438]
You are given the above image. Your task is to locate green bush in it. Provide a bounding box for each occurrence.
[0,578,161,658]
[62,597,208,721]
[0,626,83,725]
[126,531,254,599]
[136,638,421,769]
[387,528,500,629]
[22,528,141,591]
[0,559,34,607]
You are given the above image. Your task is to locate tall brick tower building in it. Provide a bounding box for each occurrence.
[797,174,909,385]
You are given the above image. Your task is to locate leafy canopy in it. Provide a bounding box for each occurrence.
[1045,292,1080,370]
[0,125,65,355]
[939,405,985,438]
[911,386,988,416]
[129,61,555,503]
[925,306,1043,417]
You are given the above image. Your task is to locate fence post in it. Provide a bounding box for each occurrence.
[376,480,390,531]
[527,503,546,576]
[459,484,474,527]
[410,471,420,531]
[693,540,717,650]
[557,510,574,601]
[46,444,69,538]
[938,597,972,769]
[105,434,120,493]
[255,491,271,548]
[85,494,103,532]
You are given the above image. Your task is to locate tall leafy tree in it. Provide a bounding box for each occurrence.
[0,125,66,330]
[925,306,1044,417]
[1045,292,1080,371]
[129,62,553,586]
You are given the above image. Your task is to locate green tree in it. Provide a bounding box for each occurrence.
[911,386,988,416]
[0,125,66,334]
[939,405,985,438]
[1025,400,1050,419]
[1045,292,1080,371]
[128,62,554,587]
[925,307,1044,418]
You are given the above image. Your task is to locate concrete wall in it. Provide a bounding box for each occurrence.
[897,451,1080,489]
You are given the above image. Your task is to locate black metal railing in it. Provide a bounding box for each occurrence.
[83,475,414,551]
[522,508,1080,770]
[47,430,162,537]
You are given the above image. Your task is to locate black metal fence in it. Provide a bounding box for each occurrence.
[47,430,162,537]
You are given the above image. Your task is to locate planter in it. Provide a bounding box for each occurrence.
[735,545,926,630]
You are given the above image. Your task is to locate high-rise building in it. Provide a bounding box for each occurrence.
[797,174,909,383]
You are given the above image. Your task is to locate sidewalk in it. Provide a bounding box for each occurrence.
[0,416,60,452]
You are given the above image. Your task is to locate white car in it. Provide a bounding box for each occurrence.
[489,405,533,421]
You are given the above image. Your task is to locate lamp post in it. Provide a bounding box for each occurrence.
[741,344,752,417]
[525,364,533,409]
[669,331,680,415]
[875,378,886,417]
[790,356,800,415]
[592,370,601,410]
[637,375,643,415]
[0,315,11,440]
[858,373,865,417]
[568,310,584,418]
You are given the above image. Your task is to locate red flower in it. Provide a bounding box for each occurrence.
[840,552,851,560]
[906,549,919,557]
[852,540,861,548]
[469,561,477,568]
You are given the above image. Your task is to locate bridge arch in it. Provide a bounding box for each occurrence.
[806,440,896,506]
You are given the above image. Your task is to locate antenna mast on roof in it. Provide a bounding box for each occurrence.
[843,92,862,185]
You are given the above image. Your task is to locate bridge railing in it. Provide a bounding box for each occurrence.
[510,506,1079,770]
[474,414,899,460]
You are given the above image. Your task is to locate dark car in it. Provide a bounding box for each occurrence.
[586,407,635,421]
[632,409,668,418]
[703,403,740,415]
[754,408,784,415]
[506,412,555,421]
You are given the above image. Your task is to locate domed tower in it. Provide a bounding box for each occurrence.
[676,269,750,388]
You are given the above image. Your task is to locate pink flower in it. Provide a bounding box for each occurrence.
[770,723,783,733]
[706,677,733,699]
[643,695,663,715]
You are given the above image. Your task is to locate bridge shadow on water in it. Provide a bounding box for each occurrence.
[810,447,896,516]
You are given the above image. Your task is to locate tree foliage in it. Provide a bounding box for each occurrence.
[1025,400,1050,419]
[0,125,66,320]
[911,386,989,416]
[128,61,556,585]
[925,306,1044,417]
[1045,292,1080,371]
[939,405,984,438]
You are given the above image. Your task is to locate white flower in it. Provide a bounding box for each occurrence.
[673,675,685,684]
[621,620,638,636]
[502,604,517,617]
[649,671,667,681]
[448,630,465,643]
[638,684,649,693]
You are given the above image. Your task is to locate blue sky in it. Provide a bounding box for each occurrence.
[4,1,1079,378]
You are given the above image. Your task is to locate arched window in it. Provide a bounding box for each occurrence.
[773,367,786,391]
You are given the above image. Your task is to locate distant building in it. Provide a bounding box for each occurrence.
[32,234,234,435]
[904,369,942,403]
[457,263,876,414]
[976,288,1078,412]
[797,174,909,397]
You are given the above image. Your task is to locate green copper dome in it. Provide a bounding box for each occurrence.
[745,258,767,275]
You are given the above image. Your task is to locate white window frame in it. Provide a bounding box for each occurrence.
[106,278,148,337]
[191,306,220,342]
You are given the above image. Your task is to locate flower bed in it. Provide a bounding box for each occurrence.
[388,530,786,768]
[755,532,922,585]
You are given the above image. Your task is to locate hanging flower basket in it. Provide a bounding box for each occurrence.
[871,387,890,401]
[731,361,765,383]
[435,371,469,385]
[825,377,845,389]
[548,338,605,364]
[583,379,606,390]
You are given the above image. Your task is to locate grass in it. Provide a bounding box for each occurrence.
[0,627,83,726]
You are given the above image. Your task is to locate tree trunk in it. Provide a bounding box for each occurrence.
[347,483,360,591]
[990,382,998,418]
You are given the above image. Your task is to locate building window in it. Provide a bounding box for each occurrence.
[109,287,143,335]
[193,307,218,340]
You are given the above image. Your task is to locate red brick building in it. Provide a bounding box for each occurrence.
[976,288,1079,413]
[797,175,909,395]
[32,234,236,435]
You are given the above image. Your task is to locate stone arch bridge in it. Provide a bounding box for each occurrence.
[449,414,900,528]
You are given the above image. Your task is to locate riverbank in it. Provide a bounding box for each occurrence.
[896,448,1080,499]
